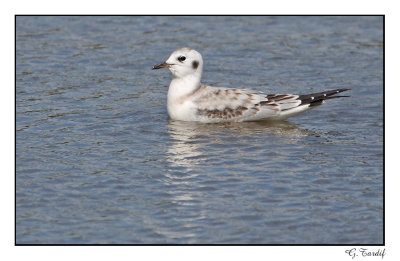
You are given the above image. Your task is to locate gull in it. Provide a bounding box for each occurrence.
[153,47,350,123]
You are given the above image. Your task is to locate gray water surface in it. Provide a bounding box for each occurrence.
[16,16,383,244]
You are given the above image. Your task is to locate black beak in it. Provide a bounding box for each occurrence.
[152,62,171,70]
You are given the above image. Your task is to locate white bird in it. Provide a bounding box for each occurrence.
[153,47,350,123]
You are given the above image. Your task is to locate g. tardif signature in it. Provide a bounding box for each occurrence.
[345,248,386,259]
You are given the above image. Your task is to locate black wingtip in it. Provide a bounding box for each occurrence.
[298,88,351,106]
[336,88,351,93]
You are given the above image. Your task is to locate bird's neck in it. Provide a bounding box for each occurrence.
[168,74,202,101]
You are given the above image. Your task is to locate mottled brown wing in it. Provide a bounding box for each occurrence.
[194,87,280,121]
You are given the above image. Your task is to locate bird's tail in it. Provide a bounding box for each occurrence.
[276,88,350,120]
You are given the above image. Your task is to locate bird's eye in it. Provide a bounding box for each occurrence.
[178,56,186,62]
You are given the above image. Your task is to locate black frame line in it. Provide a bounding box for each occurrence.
[14,14,385,246]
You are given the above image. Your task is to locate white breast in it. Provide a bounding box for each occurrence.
[167,98,198,121]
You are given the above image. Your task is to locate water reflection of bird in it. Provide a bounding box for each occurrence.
[166,119,315,171]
